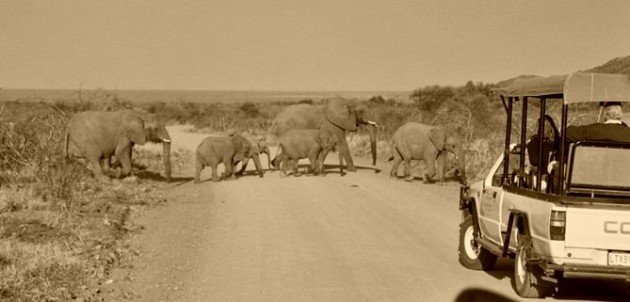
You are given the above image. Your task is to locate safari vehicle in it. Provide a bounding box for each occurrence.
[458,72,630,298]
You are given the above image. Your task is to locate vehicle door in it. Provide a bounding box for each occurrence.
[478,155,505,244]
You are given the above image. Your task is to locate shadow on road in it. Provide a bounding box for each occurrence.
[553,279,630,301]
[483,259,630,301]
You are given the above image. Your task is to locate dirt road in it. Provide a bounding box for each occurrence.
[126,126,622,302]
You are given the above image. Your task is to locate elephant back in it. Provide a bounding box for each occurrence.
[394,122,445,152]
[323,99,357,131]
[270,104,324,136]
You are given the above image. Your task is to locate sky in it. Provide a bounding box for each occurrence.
[1,0,630,91]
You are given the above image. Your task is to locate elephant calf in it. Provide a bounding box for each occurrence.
[278,129,342,177]
[195,132,264,183]
[389,122,466,184]
[233,136,271,176]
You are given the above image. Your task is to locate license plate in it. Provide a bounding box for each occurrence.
[608,251,630,266]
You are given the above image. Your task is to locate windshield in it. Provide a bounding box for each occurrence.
[570,144,630,192]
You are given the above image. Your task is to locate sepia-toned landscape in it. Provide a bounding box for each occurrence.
[3,1,630,302]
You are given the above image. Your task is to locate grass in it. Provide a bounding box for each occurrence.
[0,101,186,301]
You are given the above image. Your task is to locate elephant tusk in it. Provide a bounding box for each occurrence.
[162,139,172,143]
[367,121,378,127]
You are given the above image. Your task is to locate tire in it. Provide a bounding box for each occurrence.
[513,234,553,298]
[458,215,498,270]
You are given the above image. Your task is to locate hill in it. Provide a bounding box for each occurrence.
[586,55,630,75]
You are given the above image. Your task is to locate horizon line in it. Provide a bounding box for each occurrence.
[1,87,411,93]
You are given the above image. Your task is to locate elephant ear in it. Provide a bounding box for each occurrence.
[324,99,357,131]
[124,119,147,145]
[429,127,445,151]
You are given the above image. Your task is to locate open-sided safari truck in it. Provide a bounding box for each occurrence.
[458,72,630,298]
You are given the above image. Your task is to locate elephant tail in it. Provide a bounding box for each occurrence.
[387,141,396,162]
[270,143,282,169]
[388,142,402,162]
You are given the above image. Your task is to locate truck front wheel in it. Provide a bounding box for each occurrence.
[513,234,553,298]
[458,215,497,270]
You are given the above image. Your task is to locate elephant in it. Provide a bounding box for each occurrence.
[270,98,378,172]
[234,136,271,176]
[195,132,263,183]
[389,122,466,184]
[277,129,342,177]
[65,110,172,181]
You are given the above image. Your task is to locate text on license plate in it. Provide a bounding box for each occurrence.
[608,252,630,266]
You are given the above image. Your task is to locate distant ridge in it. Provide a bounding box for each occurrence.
[586,55,630,75]
[493,55,630,87]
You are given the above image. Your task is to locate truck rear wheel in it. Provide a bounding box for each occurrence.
[513,234,553,298]
[458,215,497,270]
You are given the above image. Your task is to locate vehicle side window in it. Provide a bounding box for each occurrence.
[491,160,504,187]
[491,153,523,187]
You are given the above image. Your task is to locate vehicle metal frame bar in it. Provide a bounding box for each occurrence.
[502,97,513,185]
[559,104,568,195]
[537,98,546,191]
[519,97,527,187]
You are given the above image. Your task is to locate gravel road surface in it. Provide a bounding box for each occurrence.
[126,125,627,302]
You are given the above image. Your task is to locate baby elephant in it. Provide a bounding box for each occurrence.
[234,136,271,176]
[195,132,264,183]
[278,129,343,177]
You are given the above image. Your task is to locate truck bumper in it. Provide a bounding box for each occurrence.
[543,262,630,281]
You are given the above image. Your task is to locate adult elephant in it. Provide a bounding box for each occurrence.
[65,110,172,181]
[270,99,378,172]
[389,122,466,184]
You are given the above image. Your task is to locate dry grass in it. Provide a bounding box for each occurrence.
[0,101,173,301]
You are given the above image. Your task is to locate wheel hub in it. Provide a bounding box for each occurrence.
[463,226,480,259]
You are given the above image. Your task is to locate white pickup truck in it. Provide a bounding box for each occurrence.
[457,72,630,298]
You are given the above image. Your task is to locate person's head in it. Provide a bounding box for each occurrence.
[536,115,558,141]
[602,103,623,122]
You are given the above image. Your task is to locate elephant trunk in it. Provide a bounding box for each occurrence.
[367,123,377,166]
[264,146,271,170]
[162,141,172,181]
[456,146,467,186]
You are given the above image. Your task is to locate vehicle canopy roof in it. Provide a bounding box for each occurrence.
[494,72,630,104]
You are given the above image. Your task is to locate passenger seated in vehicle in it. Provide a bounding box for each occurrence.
[566,102,630,143]
[526,115,558,191]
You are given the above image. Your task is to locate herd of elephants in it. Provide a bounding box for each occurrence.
[64,99,467,185]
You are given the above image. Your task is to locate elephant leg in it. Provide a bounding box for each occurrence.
[319,148,332,174]
[195,160,203,184]
[102,157,111,174]
[309,154,318,175]
[292,159,300,177]
[280,157,289,178]
[390,148,403,178]
[87,149,107,181]
[424,156,438,183]
[211,164,220,182]
[235,159,247,176]
[403,158,413,182]
[251,155,264,177]
[338,137,356,172]
[224,157,236,180]
[307,146,319,175]
[390,158,402,179]
[436,153,447,184]
[338,150,344,176]
[115,143,132,178]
